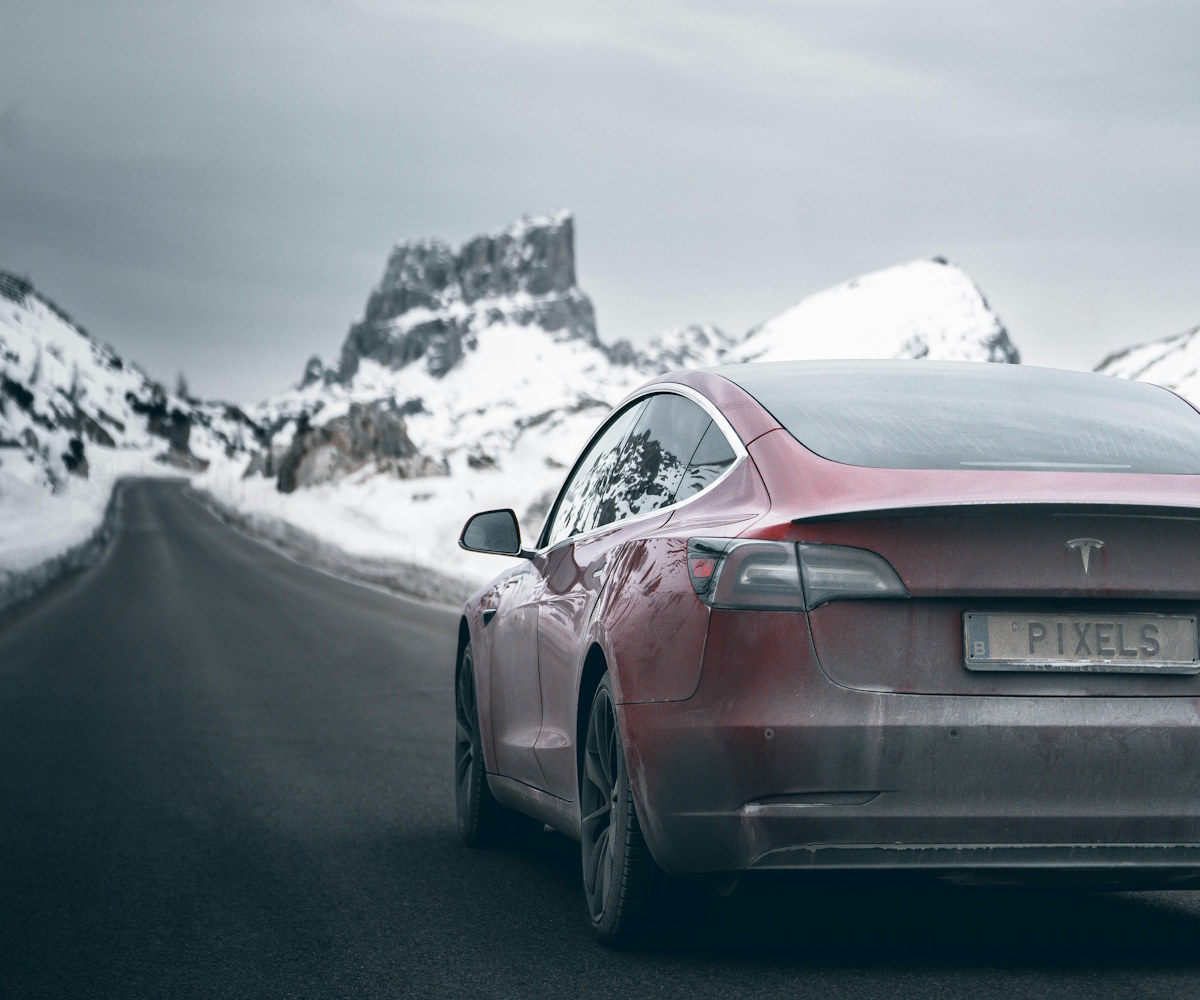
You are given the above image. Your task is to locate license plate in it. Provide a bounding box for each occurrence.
[964,612,1200,674]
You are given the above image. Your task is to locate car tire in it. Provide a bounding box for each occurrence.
[455,642,541,848]
[581,673,659,946]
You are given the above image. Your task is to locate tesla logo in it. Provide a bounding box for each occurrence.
[1066,538,1104,575]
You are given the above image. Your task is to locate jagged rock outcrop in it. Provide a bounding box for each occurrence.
[298,355,331,389]
[337,212,597,381]
[274,402,446,493]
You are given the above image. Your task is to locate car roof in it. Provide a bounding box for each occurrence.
[649,359,1200,521]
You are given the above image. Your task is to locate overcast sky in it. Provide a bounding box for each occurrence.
[2,1,1198,403]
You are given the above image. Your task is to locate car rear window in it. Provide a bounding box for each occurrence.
[716,361,1200,474]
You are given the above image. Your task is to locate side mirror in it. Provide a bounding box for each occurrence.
[459,509,531,558]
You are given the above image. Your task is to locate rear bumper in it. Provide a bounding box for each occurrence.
[743,842,1200,874]
[617,610,1200,875]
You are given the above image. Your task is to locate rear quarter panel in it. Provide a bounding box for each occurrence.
[600,455,772,705]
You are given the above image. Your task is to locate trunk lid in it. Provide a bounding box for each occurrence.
[791,505,1200,696]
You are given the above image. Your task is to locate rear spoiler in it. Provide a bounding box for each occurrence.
[792,501,1200,525]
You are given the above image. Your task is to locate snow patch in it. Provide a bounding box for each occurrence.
[1096,323,1200,405]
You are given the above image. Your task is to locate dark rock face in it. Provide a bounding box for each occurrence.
[983,327,1020,364]
[0,272,33,305]
[337,213,597,381]
[457,216,578,301]
[602,339,641,367]
[298,355,327,389]
[61,438,87,478]
[275,402,446,493]
[363,239,460,321]
[2,374,34,412]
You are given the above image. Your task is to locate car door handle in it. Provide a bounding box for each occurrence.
[482,608,498,626]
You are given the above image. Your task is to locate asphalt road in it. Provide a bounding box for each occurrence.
[3,479,1200,998]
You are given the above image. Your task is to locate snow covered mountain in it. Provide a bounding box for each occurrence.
[198,213,1019,590]
[0,272,260,578]
[729,258,1018,365]
[332,210,598,383]
[0,212,1024,599]
[1095,324,1200,404]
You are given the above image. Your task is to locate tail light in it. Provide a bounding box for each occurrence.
[688,538,804,610]
[688,538,908,611]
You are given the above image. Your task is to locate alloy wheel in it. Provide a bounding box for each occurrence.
[455,647,480,838]
[581,680,620,922]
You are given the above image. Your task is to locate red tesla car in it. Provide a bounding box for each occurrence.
[455,360,1200,944]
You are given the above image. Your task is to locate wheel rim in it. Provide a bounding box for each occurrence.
[455,652,478,826]
[581,684,619,922]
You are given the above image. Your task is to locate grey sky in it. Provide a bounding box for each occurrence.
[2,0,1198,403]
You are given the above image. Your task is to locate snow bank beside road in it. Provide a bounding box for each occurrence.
[0,452,186,614]
[195,443,560,604]
[191,482,476,607]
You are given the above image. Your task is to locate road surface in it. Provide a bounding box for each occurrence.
[1,479,1198,998]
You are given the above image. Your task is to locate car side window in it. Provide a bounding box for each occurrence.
[675,419,737,501]
[600,394,713,523]
[544,401,646,547]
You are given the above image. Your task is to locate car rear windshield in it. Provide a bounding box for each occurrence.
[717,361,1200,474]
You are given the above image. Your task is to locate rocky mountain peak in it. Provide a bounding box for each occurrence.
[456,211,580,302]
[729,257,1020,367]
[298,355,329,389]
[337,211,597,382]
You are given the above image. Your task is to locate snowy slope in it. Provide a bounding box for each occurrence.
[1096,324,1200,405]
[0,274,255,582]
[731,258,1018,365]
[201,321,646,586]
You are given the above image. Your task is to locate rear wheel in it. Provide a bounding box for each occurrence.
[581,674,658,945]
[455,642,540,847]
